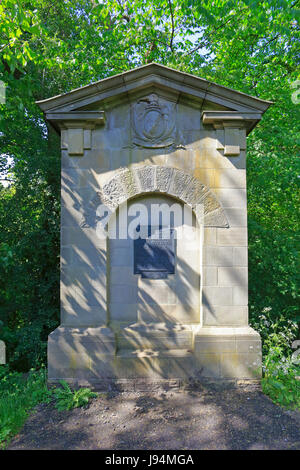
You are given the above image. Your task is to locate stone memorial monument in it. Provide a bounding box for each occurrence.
[37,63,272,389]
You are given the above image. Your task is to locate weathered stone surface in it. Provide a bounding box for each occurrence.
[39,64,267,386]
[68,128,84,155]
[218,267,248,287]
[155,166,174,192]
[135,165,156,193]
[202,305,249,326]
[92,165,229,227]
[0,340,5,364]
[217,227,248,246]
[202,267,218,286]
[168,169,193,201]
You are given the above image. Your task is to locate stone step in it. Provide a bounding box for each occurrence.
[116,348,193,358]
[116,323,193,351]
[114,348,196,380]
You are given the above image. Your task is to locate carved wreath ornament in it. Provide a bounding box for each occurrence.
[131,93,177,148]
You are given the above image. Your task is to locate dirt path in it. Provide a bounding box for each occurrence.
[7,385,300,450]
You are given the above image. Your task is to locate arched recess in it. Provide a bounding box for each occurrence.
[82,165,229,229]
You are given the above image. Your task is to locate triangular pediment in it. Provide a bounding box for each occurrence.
[37,63,272,116]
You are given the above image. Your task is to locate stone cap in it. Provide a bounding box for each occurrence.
[36,63,273,135]
[44,111,105,134]
[202,110,264,134]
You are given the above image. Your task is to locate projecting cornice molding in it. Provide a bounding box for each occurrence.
[201,110,263,156]
[46,111,105,155]
[202,110,262,132]
[36,63,273,138]
[45,111,105,132]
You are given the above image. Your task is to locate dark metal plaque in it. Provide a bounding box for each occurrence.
[134,228,175,279]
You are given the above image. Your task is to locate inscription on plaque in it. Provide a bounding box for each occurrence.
[134,228,175,279]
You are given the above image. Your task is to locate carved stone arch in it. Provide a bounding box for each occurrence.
[82,165,229,229]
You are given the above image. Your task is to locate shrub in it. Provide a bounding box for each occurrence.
[0,367,51,446]
[52,380,98,411]
[0,368,98,447]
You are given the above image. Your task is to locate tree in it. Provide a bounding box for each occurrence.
[0,0,299,369]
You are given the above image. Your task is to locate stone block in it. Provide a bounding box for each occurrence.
[175,277,200,305]
[236,339,261,353]
[48,327,116,379]
[109,284,138,304]
[61,129,68,149]
[77,149,110,170]
[194,340,236,354]
[191,353,221,378]
[217,227,248,246]
[138,303,200,324]
[165,149,195,172]
[233,247,248,266]
[195,148,233,169]
[61,305,107,326]
[61,205,82,227]
[218,267,248,287]
[224,128,241,156]
[213,169,246,188]
[227,151,246,170]
[117,325,193,351]
[92,127,129,151]
[202,267,218,286]
[204,227,217,245]
[68,128,83,155]
[113,355,168,379]
[202,305,248,326]
[61,227,107,248]
[213,188,247,208]
[61,245,106,268]
[203,286,232,306]
[109,303,138,323]
[0,340,5,364]
[110,247,132,267]
[233,284,248,306]
[138,281,177,305]
[110,266,137,285]
[193,168,215,187]
[225,208,247,227]
[203,246,234,266]
[177,103,201,130]
[83,129,92,149]
[220,352,262,379]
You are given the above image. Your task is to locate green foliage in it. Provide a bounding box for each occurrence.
[0,0,299,376]
[261,342,300,410]
[253,310,300,409]
[252,308,299,357]
[0,367,98,447]
[52,380,98,411]
[0,367,51,446]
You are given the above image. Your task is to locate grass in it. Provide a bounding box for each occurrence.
[261,350,300,410]
[0,366,98,448]
[0,367,50,447]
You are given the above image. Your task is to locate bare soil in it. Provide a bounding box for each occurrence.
[7,384,300,450]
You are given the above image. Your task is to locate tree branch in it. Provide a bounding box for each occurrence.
[168,0,175,52]
[184,6,248,57]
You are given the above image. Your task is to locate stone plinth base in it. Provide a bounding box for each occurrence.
[48,325,262,390]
